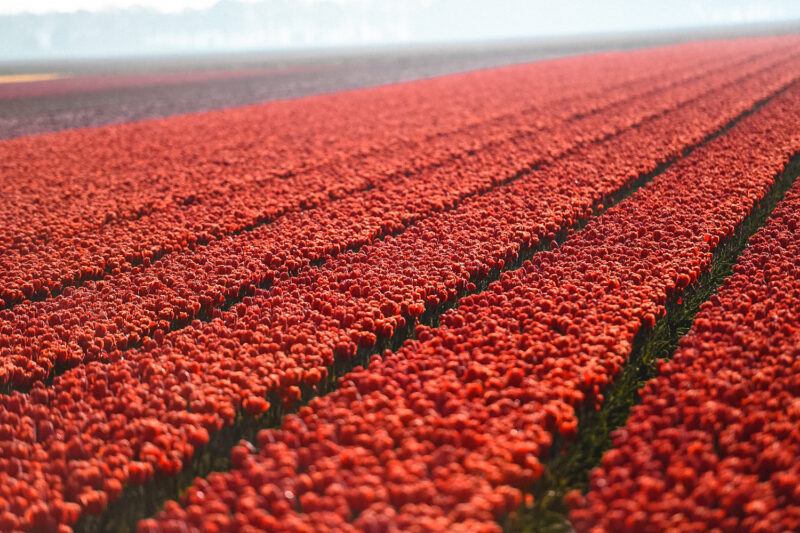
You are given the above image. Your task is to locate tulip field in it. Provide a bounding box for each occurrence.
[2,34,800,532]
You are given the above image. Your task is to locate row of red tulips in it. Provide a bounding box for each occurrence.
[139,79,800,533]
[2,49,797,390]
[1,68,800,533]
[1,41,790,309]
[569,166,800,532]
[2,38,755,255]
[4,43,684,249]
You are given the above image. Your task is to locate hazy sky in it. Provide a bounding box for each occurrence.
[4,0,264,14]
[3,0,800,60]
[1,0,221,14]
[4,0,800,23]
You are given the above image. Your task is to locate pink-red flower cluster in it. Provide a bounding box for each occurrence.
[570,177,800,532]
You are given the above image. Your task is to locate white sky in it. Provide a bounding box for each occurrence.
[0,0,250,14]
[2,0,799,26]
[3,0,799,59]
[0,0,796,21]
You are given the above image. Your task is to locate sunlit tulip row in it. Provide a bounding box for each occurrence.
[2,47,798,392]
[0,44,798,532]
[570,169,800,532]
[1,37,752,250]
[1,39,792,309]
[141,80,800,533]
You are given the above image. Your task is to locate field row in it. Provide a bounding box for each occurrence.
[140,72,800,533]
[2,36,800,533]
[0,50,799,532]
[1,40,793,309]
[2,49,798,390]
[570,161,800,532]
[1,38,761,250]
